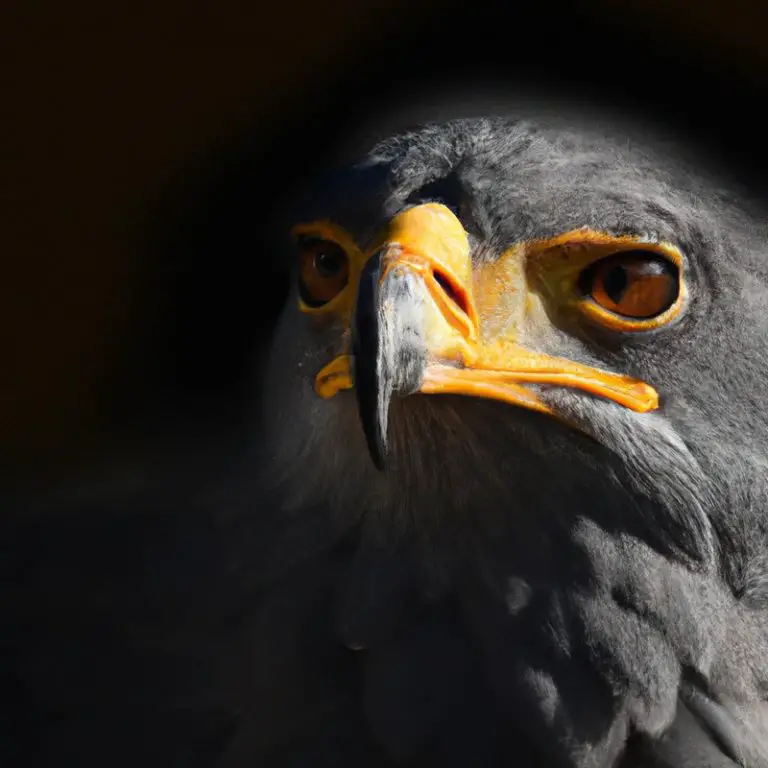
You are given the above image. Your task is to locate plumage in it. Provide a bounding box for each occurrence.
[4,110,768,767]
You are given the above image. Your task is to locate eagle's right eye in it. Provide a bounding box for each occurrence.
[298,237,350,308]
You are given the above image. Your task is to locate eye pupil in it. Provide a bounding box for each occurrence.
[582,250,680,322]
[315,249,343,277]
[602,265,628,304]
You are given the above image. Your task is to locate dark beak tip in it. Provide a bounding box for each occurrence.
[352,250,390,472]
[359,368,391,473]
[369,439,388,472]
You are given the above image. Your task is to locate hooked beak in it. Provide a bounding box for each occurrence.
[351,246,429,469]
[319,203,659,471]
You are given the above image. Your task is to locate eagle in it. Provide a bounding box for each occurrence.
[4,111,768,768]
[255,114,768,766]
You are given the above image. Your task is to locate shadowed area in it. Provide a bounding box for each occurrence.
[3,2,768,767]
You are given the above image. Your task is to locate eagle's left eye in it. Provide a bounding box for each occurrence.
[579,251,679,320]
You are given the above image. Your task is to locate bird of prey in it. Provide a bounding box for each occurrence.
[4,111,768,768]
[254,114,768,767]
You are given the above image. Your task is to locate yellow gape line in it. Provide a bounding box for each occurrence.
[315,355,353,399]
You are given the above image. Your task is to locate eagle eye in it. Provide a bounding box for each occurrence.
[579,250,680,320]
[298,237,350,308]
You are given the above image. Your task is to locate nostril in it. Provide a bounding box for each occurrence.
[433,269,469,317]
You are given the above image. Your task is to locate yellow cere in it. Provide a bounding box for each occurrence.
[383,203,473,288]
[379,204,479,360]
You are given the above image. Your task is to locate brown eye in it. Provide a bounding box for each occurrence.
[581,251,679,319]
[298,238,350,307]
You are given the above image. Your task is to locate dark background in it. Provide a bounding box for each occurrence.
[4,0,768,485]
